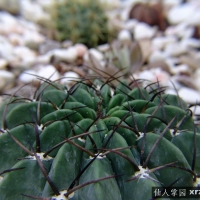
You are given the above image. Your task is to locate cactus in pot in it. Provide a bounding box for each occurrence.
[0,75,199,200]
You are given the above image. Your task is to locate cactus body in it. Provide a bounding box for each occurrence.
[53,0,114,47]
[0,80,199,200]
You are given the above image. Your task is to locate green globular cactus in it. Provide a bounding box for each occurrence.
[0,78,200,200]
[52,0,114,47]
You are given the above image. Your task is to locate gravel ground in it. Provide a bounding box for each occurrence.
[0,0,200,109]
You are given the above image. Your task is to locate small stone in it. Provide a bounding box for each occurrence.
[164,43,187,57]
[180,38,200,49]
[135,68,170,87]
[36,52,52,65]
[152,36,177,50]
[74,43,88,58]
[0,0,20,15]
[179,53,200,71]
[169,64,190,75]
[178,87,200,104]
[8,33,23,46]
[0,59,8,70]
[39,40,61,54]
[61,40,73,48]
[163,0,182,8]
[13,46,37,68]
[138,39,152,62]
[19,18,40,32]
[13,46,36,59]
[0,70,15,91]
[22,30,45,50]
[97,44,110,52]
[165,23,194,39]
[174,75,198,90]
[134,22,157,40]
[60,71,79,86]
[20,0,51,26]
[0,36,16,61]
[147,61,171,74]
[118,29,132,42]
[18,70,38,83]
[167,3,194,24]
[190,106,200,117]
[168,2,200,26]
[165,57,180,69]
[0,12,23,34]
[194,68,200,91]
[124,19,138,30]
[37,65,60,81]
[165,88,177,95]
[53,47,78,63]
[84,48,104,62]
[149,50,167,63]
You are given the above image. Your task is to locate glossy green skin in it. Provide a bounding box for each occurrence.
[0,81,199,200]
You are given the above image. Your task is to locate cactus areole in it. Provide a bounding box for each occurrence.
[0,77,199,200]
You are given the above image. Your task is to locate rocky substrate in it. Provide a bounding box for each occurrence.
[0,0,200,115]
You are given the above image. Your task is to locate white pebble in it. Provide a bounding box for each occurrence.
[53,47,78,63]
[179,87,200,104]
[8,33,23,46]
[180,38,200,49]
[168,3,200,26]
[97,44,110,52]
[169,64,189,75]
[0,12,22,34]
[165,88,177,96]
[74,43,88,58]
[84,48,104,62]
[134,23,157,40]
[0,70,15,91]
[167,3,194,24]
[20,0,51,25]
[13,46,36,60]
[135,68,170,87]
[124,19,138,30]
[165,23,194,38]
[0,59,8,70]
[0,35,15,60]
[165,58,180,69]
[13,46,37,68]
[190,106,200,116]
[0,0,20,15]
[164,0,182,8]
[18,70,38,83]
[36,52,53,64]
[0,70,14,79]
[164,43,187,57]
[60,71,79,86]
[149,50,168,63]
[152,36,177,50]
[37,65,59,81]
[22,30,45,49]
[118,29,132,42]
[194,68,200,92]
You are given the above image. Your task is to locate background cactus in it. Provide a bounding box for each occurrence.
[52,0,115,47]
[0,75,199,200]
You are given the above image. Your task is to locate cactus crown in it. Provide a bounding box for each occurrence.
[0,73,199,200]
[52,0,114,47]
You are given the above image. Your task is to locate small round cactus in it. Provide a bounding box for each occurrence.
[52,0,114,48]
[0,76,199,199]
